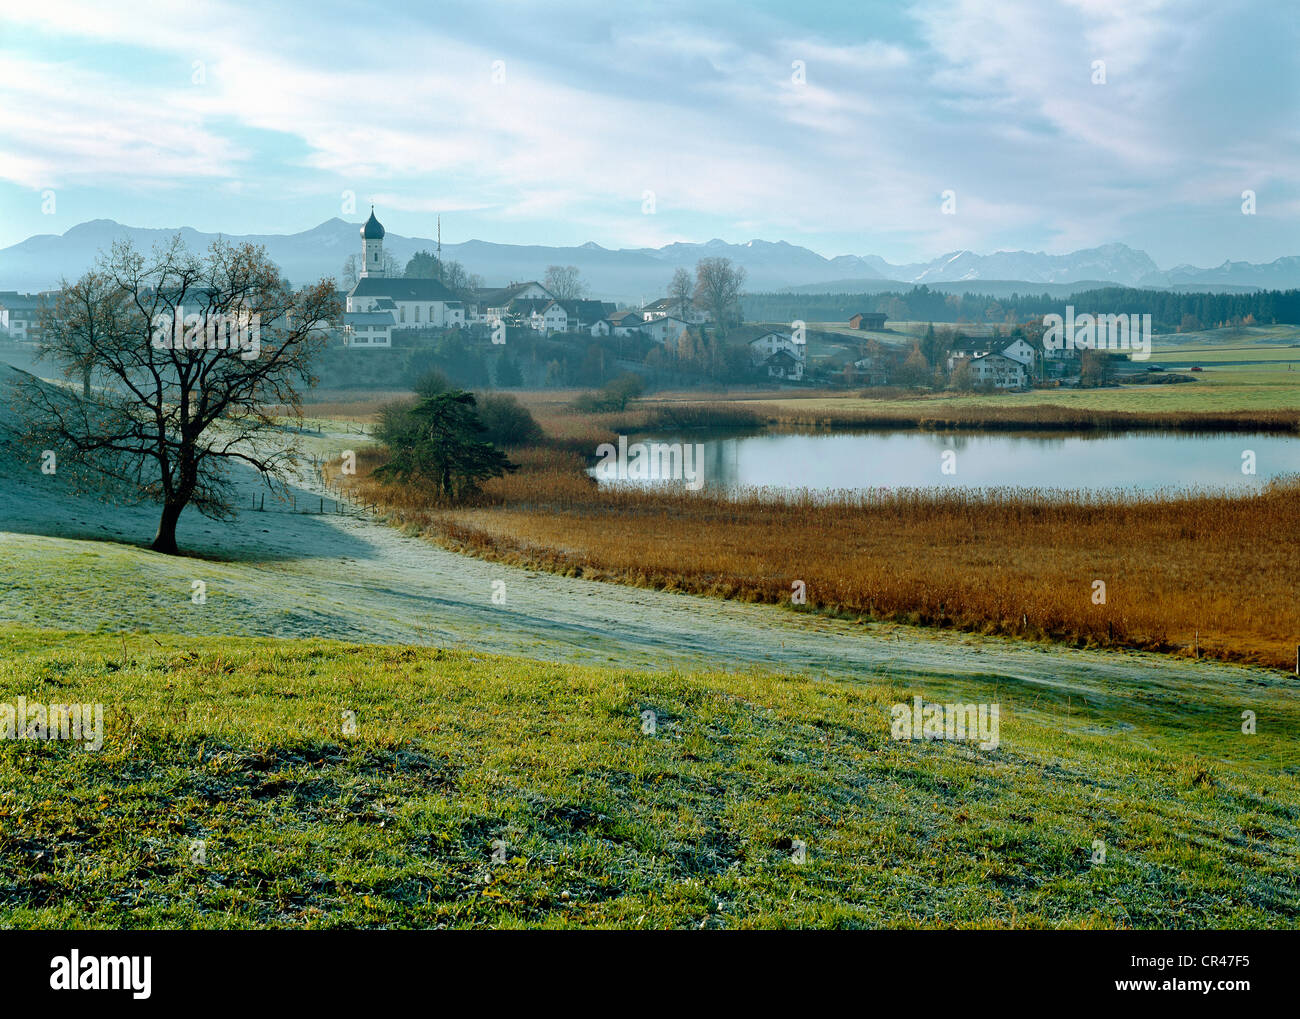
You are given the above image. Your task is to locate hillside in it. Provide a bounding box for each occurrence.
[1,627,1296,929]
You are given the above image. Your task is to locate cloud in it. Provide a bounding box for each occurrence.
[0,0,1294,264]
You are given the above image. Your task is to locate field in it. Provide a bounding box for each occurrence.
[2,627,1297,929]
[330,348,1300,672]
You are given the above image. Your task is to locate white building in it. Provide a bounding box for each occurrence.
[968,352,1027,389]
[344,208,465,331]
[606,310,646,337]
[0,292,42,340]
[1000,338,1036,368]
[642,315,693,345]
[536,300,569,335]
[749,330,805,380]
[343,311,395,348]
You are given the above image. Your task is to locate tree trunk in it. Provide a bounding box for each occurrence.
[151,499,185,555]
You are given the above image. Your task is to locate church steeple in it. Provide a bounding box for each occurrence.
[360,206,385,278]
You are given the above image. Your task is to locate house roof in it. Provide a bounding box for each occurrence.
[477,281,553,306]
[0,291,42,311]
[562,299,608,321]
[345,311,395,326]
[349,277,459,302]
[506,297,551,316]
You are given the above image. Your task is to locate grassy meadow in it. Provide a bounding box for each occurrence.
[2,627,1297,929]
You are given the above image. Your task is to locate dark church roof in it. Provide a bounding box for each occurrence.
[349,276,459,302]
[361,208,385,240]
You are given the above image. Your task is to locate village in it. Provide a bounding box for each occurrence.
[1,208,1134,395]
[325,209,1115,392]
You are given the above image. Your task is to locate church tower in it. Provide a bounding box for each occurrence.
[360,206,385,278]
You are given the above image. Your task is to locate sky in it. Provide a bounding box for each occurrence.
[0,0,1296,267]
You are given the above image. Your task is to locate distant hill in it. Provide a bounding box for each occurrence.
[774,278,1270,298]
[2,219,1297,297]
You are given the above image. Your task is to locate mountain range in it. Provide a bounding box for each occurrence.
[3,219,1298,299]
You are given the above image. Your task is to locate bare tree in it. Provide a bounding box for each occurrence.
[24,236,340,555]
[341,254,359,288]
[668,267,694,320]
[440,260,477,297]
[693,257,746,335]
[544,265,587,301]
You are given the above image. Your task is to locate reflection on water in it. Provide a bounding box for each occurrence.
[592,430,1300,493]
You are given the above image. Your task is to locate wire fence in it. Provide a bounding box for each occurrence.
[247,455,378,516]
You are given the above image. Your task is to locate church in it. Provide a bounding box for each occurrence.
[343,208,465,348]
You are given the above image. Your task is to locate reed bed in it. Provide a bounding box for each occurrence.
[328,436,1300,671]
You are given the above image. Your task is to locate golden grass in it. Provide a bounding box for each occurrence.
[327,429,1300,671]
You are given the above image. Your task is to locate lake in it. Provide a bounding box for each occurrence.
[591,430,1300,494]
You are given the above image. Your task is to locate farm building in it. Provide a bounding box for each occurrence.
[849,312,888,331]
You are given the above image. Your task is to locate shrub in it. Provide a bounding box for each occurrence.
[476,393,544,447]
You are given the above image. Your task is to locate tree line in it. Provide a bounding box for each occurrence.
[743,285,1300,330]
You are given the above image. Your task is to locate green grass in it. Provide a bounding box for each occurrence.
[1,627,1297,929]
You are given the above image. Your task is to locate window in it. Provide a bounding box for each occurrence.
[414,305,420,322]
[400,307,405,323]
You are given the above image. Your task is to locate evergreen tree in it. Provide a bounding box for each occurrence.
[495,352,524,387]
[374,391,516,499]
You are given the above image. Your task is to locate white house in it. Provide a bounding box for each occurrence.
[344,310,395,348]
[749,330,805,381]
[344,208,465,330]
[1000,338,1036,368]
[641,315,693,345]
[968,352,1027,389]
[0,292,42,340]
[479,282,554,321]
[607,310,645,337]
[536,300,569,335]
